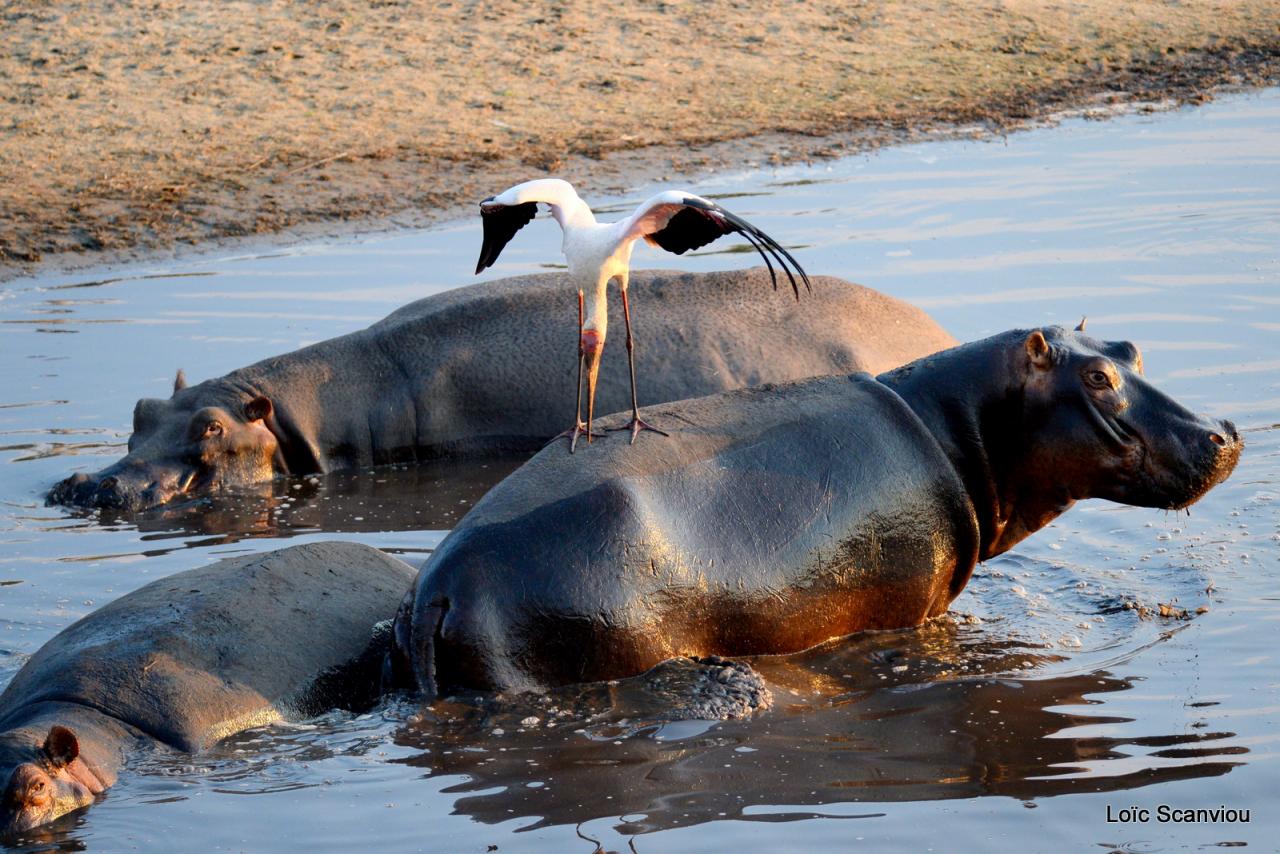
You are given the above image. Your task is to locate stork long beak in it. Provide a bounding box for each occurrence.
[581,329,604,442]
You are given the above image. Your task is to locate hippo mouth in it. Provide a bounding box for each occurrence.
[1087,399,1242,510]
[1152,437,1241,510]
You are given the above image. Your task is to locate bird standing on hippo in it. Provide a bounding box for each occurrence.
[48,269,953,512]
[476,179,810,447]
[0,542,414,837]
[387,326,1241,696]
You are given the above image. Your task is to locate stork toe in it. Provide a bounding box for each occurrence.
[611,417,669,445]
[550,421,607,454]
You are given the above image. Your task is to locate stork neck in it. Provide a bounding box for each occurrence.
[554,196,596,230]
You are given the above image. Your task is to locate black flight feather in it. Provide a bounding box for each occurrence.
[647,197,811,301]
[475,200,539,274]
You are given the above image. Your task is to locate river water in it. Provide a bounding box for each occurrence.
[0,90,1277,851]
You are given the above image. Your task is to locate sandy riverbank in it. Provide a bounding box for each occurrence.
[2,0,1277,275]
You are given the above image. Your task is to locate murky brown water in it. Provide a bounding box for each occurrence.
[1,90,1277,851]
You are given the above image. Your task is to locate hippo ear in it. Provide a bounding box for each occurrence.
[173,369,188,396]
[1106,340,1144,375]
[1024,330,1052,370]
[1075,316,1087,333]
[42,726,79,769]
[132,398,167,433]
[244,396,274,423]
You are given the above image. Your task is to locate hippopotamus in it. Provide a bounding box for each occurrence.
[48,268,955,512]
[387,326,1241,695]
[0,542,414,836]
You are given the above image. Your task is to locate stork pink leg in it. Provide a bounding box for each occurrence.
[610,287,669,445]
[550,289,603,453]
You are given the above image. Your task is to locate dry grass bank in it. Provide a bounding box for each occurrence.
[1,0,1277,270]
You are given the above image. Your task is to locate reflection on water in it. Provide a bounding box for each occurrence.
[393,625,1239,836]
[0,90,1277,851]
[89,456,528,554]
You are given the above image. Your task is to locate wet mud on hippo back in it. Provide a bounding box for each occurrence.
[389,326,1241,697]
[49,269,955,512]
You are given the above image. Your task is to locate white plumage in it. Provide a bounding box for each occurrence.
[476,178,810,450]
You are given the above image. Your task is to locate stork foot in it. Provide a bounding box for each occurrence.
[550,422,606,454]
[610,417,669,445]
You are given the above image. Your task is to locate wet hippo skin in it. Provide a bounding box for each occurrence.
[48,269,955,512]
[389,326,1242,696]
[0,542,415,836]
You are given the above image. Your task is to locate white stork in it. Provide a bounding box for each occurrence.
[475,178,810,451]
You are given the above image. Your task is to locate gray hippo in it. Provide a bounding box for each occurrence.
[49,269,954,511]
[0,542,414,836]
[387,326,1241,695]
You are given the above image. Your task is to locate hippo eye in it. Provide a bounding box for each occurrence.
[203,421,224,438]
[1085,370,1113,389]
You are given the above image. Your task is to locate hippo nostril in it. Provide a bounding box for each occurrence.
[99,476,119,492]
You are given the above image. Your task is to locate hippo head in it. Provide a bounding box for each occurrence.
[1015,325,1241,514]
[885,324,1242,560]
[49,371,287,512]
[0,726,106,837]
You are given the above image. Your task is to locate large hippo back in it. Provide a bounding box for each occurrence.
[395,373,981,694]
[51,268,954,510]
[361,268,956,454]
[0,542,415,752]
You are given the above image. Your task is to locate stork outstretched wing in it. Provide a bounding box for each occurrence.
[475,199,539,274]
[623,192,811,300]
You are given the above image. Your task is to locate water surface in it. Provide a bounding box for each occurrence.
[1,91,1277,851]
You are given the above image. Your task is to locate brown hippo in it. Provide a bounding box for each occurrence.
[0,542,414,837]
[387,326,1241,695]
[48,269,954,512]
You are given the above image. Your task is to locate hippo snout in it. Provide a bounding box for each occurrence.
[48,470,134,509]
[48,463,186,512]
[1163,415,1242,510]
[1198,417,1241,465]
[1208,419,1240,449]
[48,471,96,507]
[92,476,129,509]
[1209,417,1243,473]
[53,471,91,495]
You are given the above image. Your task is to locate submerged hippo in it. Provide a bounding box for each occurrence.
[387,326,1241,695]
[49,269,954,512]
[0,542,413,836]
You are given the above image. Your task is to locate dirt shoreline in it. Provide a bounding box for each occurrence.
[2,1,1278,280]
